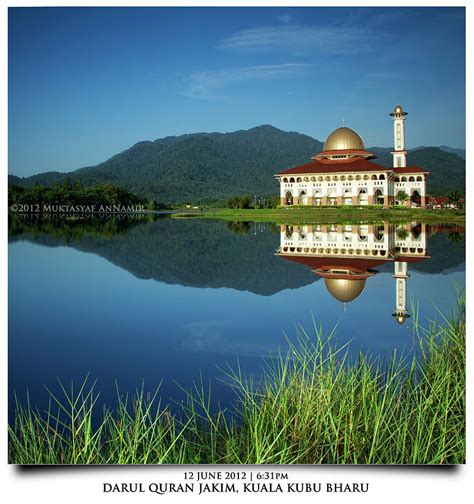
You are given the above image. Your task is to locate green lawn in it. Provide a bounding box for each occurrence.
[171,206,465,224]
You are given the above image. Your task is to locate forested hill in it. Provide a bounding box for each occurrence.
[9,125,464,203]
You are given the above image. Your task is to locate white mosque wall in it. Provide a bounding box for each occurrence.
[279,173,392,205]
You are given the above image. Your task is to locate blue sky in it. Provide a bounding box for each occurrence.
[9,7,465,177]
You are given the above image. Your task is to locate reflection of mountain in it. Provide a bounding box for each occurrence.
[8,217,465,296]
[408,232,465,274]
[9,217,316,296]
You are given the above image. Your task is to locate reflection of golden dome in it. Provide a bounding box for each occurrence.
[324,277,366,303]
[323,127,365,151]
[396,316,407,325]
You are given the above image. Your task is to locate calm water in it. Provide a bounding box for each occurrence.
[8,215,465,418]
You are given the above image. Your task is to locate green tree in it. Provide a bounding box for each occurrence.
[146,200,158,211]
[395,190,409,206]
[446,190,464,209]
[226,195,252,209]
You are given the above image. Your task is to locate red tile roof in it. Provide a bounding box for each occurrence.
[278,255,390,271]
[394,256,430,263]
[279,254,429,269]
[393,166,429,174]
[276,157,389,176]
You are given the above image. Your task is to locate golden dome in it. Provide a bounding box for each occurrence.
[324,277,366,303]
[396,316,407,325]
[323,127,365,151]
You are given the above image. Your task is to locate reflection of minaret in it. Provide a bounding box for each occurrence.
[392,261,410,324]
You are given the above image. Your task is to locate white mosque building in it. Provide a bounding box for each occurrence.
[276,106,428,208]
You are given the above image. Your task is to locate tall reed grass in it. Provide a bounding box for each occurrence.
[9,294,465,464]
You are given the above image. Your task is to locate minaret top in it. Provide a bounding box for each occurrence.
[390,105,408,117]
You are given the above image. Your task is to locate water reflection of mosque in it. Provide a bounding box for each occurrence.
[276,222,430,324]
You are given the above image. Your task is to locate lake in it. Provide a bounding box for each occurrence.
[8,215,465,419]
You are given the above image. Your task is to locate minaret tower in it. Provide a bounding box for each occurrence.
[390,105,408,168]
[392,261,410,324]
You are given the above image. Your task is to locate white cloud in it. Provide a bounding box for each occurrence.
[278,14,293,24]
[217,23,375,55]
[177,320,282,357]
[181,63,313,101]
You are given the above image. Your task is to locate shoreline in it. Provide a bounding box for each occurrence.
[170,206,465,224]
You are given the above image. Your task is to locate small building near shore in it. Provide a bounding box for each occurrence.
[275,106,428,208]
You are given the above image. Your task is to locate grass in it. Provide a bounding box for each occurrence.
[171,206,465,225]
[9,294,465,465]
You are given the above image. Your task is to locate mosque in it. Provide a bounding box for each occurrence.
[276,222,430,324]
[276,106,428,208]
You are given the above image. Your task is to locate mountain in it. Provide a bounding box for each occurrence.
[439,145,465,159]
[411,145,465,159]
[9,126,464,202]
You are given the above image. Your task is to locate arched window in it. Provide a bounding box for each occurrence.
[355,175,361,181]
[318,176,323,181]
[348,175,354,181]
[325,176,331,181]
[303,177,309,182]
[283,178,288,183]
[340,175,346,181]
[379,174,385,180]
[408,176,415,182]
[410,189,421,207]
[371,174,377,180]
[363,174,369,180]
[296,177,302,182]
[374,189,384,205]
[310,176,316,181]
[401,176,407,182]
[332,175,338,181]
[394,177,400,182]
[416,176,423,181]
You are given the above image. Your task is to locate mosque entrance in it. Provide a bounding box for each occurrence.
[374,189,384,205]
[298,190,308,205]
[358,189,368,205]
[410,190,421,208]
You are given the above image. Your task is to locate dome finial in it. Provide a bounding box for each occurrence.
[390,104,407,117]
[342,117,345,128]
